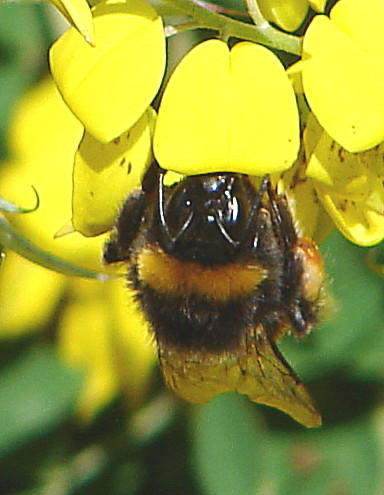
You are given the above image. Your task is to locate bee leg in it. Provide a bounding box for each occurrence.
[266,181,297,250]
[103,189,147,263]
[243,175,270,240]
[265,183,320,335]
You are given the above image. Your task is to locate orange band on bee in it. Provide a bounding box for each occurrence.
[294,237,325,302]
[137,247,267,301]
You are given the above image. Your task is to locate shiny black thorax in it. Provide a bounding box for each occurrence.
[154,172,253,265]
[104,164,318,352]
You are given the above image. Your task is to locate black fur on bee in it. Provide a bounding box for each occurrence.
[104,162,323,353]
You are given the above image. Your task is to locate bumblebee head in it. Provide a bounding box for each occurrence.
[157,173,254,265]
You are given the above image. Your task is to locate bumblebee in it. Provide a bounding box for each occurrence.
[104,163,324,427]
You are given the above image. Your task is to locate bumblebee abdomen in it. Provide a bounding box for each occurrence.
[133,282,253,351]
[136,246,266,302]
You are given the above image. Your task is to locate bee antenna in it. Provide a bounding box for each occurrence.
[158,171,175,247]
[213,210,240,248]
[158,171,194,251]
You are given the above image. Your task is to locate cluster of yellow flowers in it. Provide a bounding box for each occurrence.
[1,0,384,417]
[46,0,384,247]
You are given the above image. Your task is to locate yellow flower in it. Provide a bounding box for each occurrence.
[278,149,334,244]
[72,107,156,237]
[50,0,166,143]
[0,78,154,419]
[154,39,300,176]
[303,113,384,246]
[301,0,384,152]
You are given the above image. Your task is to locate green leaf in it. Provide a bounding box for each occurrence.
[269,420,380,495]
[0,347,83,455]
[0,214,111,280]
[191,393,269,495]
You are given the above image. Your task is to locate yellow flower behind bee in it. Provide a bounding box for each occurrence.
[304,114,384,246]
[154,40,300,176]
[0,78,154,418]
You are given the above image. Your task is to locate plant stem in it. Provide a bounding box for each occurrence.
[0,214,111,281]
[160,0,302,55]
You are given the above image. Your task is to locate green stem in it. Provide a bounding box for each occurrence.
[0,214,111,281]
[160,0,302,55]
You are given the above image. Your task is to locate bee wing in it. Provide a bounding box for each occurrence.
[158,326,321,428]
[236,329,321,428]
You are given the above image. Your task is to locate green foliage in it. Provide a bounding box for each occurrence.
[0,347,82,456]
[192,394,380,495]
[192,394,267,495]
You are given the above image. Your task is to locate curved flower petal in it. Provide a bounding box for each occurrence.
[258,0,308,32]
[317,189,384,246]
[306,129,375,202]
[50,0,94,44]
[304,114,384,246]
[154,40,299,176]
[302,1,384,151]
[50,0,165,143]
[72,108,156,236]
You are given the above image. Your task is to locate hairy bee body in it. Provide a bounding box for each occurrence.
[104,164,324,427]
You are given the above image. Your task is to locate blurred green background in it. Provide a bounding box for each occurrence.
[1,4,384,495]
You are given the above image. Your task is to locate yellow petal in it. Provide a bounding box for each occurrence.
[8,78,82,162]
[331,0,384,55]
[0,251,64,338]
[50,0,94,44]
[305,116,384,210]
[302,13,384,151]
[316,188,384,246]
[57,278,154,419]
[0,78,106,269]
[57,280,118,419]
[306,129,371,200]
[50,0,165,143]
[154,40,299,175]
[278,155,334,243]
[72,108,156,236]
[258,0,308,32]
